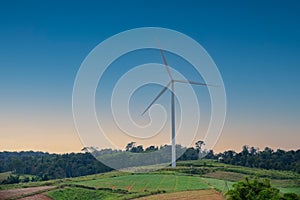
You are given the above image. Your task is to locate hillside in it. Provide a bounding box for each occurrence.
[0,159,299,199]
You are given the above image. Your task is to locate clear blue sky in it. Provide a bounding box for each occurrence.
[0,0,299,152]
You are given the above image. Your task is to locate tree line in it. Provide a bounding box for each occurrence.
[0,151,112,184]
[119,142,300,173]
[215,145,300,173]
[0,144,299,184]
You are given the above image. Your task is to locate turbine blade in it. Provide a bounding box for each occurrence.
[142,81,172,115]
[159,48,173,80]
[174,79,219,87]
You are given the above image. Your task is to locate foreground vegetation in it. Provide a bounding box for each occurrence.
[226,177,300,200]
[0,159,299,199]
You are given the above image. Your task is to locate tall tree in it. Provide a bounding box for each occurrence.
[125,142,136,152]
[195,140,205,159]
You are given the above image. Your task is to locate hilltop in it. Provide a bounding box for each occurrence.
[0,159,299,199]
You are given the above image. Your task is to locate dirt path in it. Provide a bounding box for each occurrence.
[0,186,55,200]
[135,190,225,200]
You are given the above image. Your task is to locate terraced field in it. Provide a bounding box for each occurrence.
[75,174,210,192]
[1,159,299,199]
[135,190,224,200]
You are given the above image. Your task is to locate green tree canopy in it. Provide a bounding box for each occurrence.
[226,177,299,200]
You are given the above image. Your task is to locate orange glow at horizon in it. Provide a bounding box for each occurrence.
[0,112,299,154]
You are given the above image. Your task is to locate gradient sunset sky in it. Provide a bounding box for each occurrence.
[0,0,299,153]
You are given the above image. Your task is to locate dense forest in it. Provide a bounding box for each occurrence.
[0,151,112,183]
[118,142,300,173]
[0,144,299,184]
[215,145,300,173]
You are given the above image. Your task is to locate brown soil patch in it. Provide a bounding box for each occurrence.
[135,190,225,200]
[19,194,52,200]
[126,185,133,191]
[0,186,55,200]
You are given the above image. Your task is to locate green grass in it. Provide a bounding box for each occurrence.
[202,177,300,195]
[0,178,63,190]
[47,174,210,200]
[1,160,299,199]
[75,174,210,192]
[187,160,299,180]
[202,177,235,192]
[47,187,125,200]
[271,179,300,188]
[278,187,300,195]
[0,172,11,183]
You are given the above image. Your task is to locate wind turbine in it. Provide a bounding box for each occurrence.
[142,48,216,168]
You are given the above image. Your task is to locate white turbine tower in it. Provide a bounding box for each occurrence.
[142,48,216,168]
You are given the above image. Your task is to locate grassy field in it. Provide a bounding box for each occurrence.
[47,174,212,199]
[202,177,235,192]
[1,159,299,199]
[47,187,125,200]
[178,159,300,180]
[75,174,210,192]
[278,187,300,195]
[0,172,11,183]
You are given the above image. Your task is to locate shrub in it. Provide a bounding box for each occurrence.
[226,177,299,200]
[1,174,20,184]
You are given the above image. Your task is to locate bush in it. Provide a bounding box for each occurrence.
[1,174,20,184]
[283,193,300,200]
[226,177,299,200]
[22,177,30,183]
